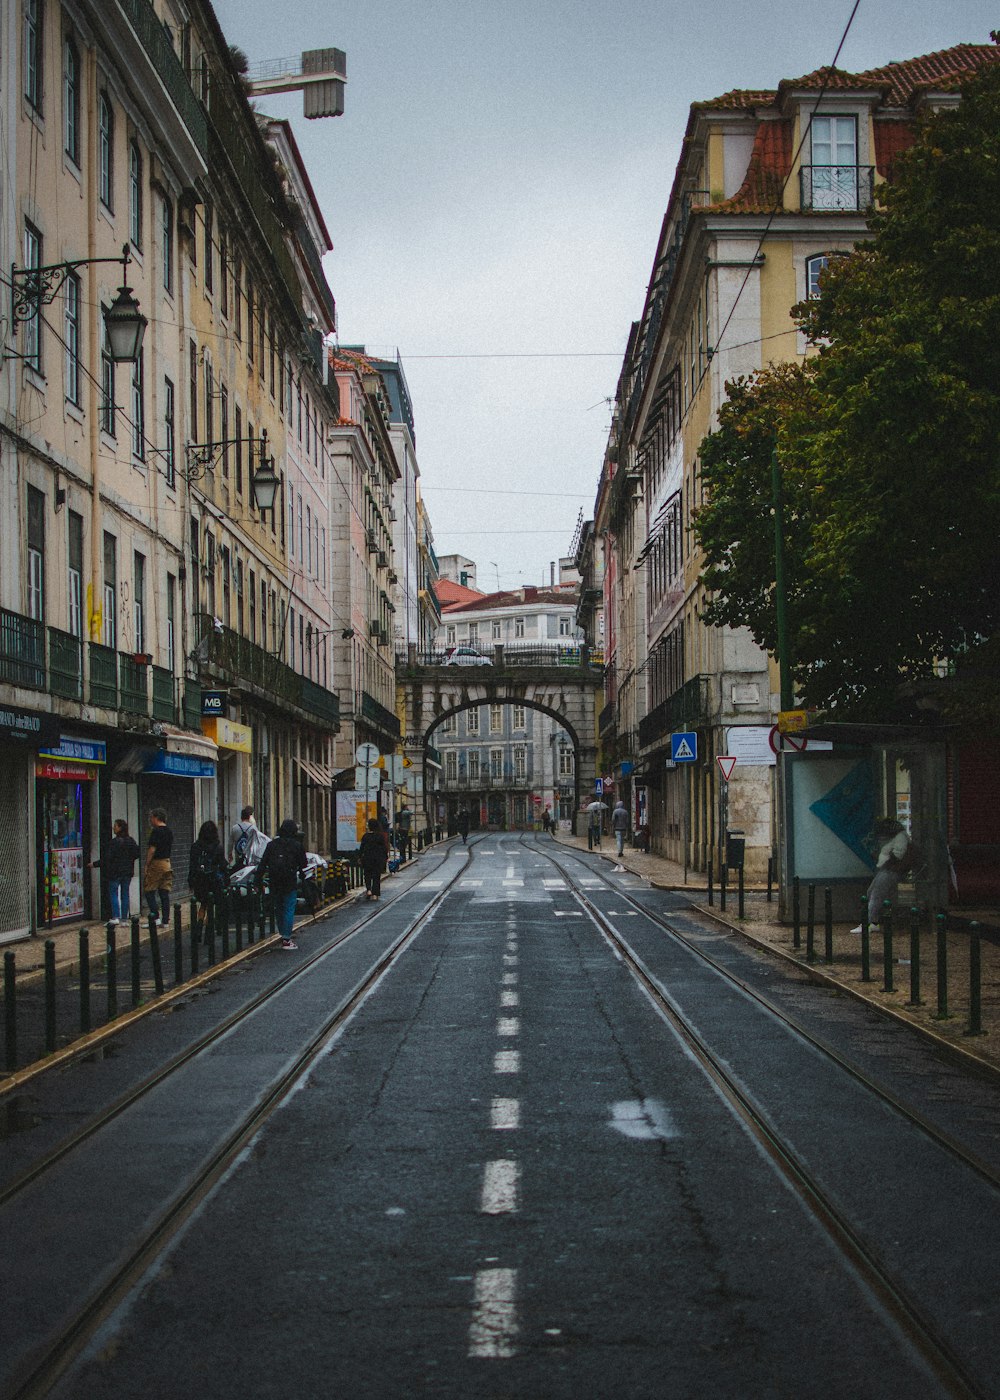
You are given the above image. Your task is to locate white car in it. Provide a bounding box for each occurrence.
[443,645,492,666]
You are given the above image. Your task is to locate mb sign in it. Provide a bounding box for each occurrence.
[201,690,227,717]
[671,732,698,763]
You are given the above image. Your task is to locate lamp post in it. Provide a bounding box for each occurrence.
[185,428,280,516]
[9,243,146,363]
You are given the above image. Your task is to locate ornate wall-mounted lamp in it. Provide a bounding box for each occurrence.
[9,243,147,362]
[184,427,280,514]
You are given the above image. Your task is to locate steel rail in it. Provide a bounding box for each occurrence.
[533,836,986,1400]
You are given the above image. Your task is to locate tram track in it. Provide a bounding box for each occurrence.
[525,834,991,1400]
[2,837,479,1400]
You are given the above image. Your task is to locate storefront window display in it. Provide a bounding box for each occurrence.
[37,776,90,922]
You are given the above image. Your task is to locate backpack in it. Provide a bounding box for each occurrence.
[266,839,300,886]
[192,843,215,878]
[232,822,254,867]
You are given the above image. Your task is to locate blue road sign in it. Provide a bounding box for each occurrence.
[671,732,698,763]
[595,778,604,794]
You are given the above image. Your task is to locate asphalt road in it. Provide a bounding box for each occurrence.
[4,836,999,1399]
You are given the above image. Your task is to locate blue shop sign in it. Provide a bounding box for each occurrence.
[201,690,228,716]
[144,751,216,779]
[40,736,107,765]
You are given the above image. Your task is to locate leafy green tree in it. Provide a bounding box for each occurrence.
[695,54,1000,720]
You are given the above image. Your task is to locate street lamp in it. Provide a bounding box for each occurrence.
[184,428,280,516]
[250,457,279,512]
[9,243,146,363]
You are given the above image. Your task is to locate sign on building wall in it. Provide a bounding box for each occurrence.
[336,791,377,851]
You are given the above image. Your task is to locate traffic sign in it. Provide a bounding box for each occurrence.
[671,732,698,763]
[355,742,380,767]
[717,756,737,782]
[595,778,604,794]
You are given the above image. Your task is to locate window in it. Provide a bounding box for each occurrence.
[489,703,503,733]
[809,115,859,210]
[490,748,502,779]
[220,386,229,481]
[468,622,479,645]
[64,37,80,164]
[441,713,456,734]
[246,275,254,366]
[219,231,229,317]
[131,352,145,459]
[203,203,213,292]
[467,706,480,735]
[559,615,571,637]
[189,340,198,441]
[446,624,456,645]
[98,95,113,209]
[558,746,574,777]
[445,751,457,781]
[514,746,526,780]
[513,705,526,730]
[23,223,42,372]
[162,197,173,294]
[234,405,243,495]
[204,358,214,450]
[166,573,176,671]
[27,486,45,621]
[163,377,176,488]
[806,252,848,300]
[101,334,116,436]
[68,511,83,638]
[491,620,501,641]
[102,532,117,648]
[468,751,480,781]
[64,273,81,405]
[234,258,242,340]
[128,141,143,249]
[514,616,525,639]
[133,551,146,654]
[25,0,43,111]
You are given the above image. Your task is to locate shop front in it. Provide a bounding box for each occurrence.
[0,705,61,942]
[139,729,218,896]
[34,738,107,926]
[202,714,252,846]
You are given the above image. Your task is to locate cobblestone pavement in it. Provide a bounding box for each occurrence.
[552,831,1000,1075]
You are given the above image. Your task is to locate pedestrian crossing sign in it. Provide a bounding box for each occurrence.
[671,732,698,763]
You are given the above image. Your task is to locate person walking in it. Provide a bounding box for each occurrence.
[456,808,470,845]
[256,819,307,949]
[611,800,629,859]
[228,805,257,868]
[143,809,173,927]
[94,819,140,927]
[585,798,608,850]
[541,806,553,834]
[852,818,913,933]
[359,818,389,900]
[396,803,413,862]
[189,820,228,936]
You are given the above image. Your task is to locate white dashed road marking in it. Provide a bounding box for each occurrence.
[491,1097,520,1130]
[500,990,519,1007]
[497,1017,519,1036]
[481,1159,520,1213]
[468,1268,518,1357]
[494,1049,520,1073]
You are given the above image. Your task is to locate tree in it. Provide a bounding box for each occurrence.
[694,55,1000,721]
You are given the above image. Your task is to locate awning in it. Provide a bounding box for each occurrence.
[295,756,334,787]
[160,723,218,763]
[635,490,680,568]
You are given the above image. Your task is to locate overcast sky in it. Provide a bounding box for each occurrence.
[213,0,997,589]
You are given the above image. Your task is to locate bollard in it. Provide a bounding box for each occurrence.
[806,883,816,962]
[4,951,16,1072]
[219,893,231,961]
[738,863,745,921]
[245,894,255,946]
[135,918,146,1007]
[206,897,216,967]
[766,853,774,904]
[720,859,728,914]
[44,940,57,1054]
[268,894,277,938]
[860,896,872,983]
[882,903,894,993]
[149,916,164,996]
[174,903,184,985]
[190,909,200,977]
[967,922,984,1037]
[792,877,801,950]
[106,921,118,1022]
[907,908,922,1006]
[234,894,244,953]
[935,912,950,1019]
[707,854,714,908]
[824,887,833,964]
[79,927,91,1034]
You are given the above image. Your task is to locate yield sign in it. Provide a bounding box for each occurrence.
[717,756,737,782]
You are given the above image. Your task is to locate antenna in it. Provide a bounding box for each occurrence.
[247,49,347,120]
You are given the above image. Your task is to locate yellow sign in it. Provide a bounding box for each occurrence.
[202,717,253,753]
[777,709,808,735]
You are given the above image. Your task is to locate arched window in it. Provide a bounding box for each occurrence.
[806,251,848,299]
[64,37,80,165]
[99,95,114,209]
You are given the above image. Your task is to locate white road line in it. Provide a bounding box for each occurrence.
[420,880,444,888]
[494,1049,520,1073]
[502,971,518,985]
[506,865,516,879]
[481,1159,520,1213]
[497,1017,519,1036]
[502,879,524,887]
[500,990,519,1008]
[542,879,566,888]
[503,954,518,966]
[460,880,484,887]
[468,1267,518,1357]
[554,911,584,918]
[491,1097,520,1130]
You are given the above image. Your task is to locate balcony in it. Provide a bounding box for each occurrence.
[638,674,711,750]
[115,0,208,157]
[442,770,533,792]
[799,165,874,212]
[49,628,83,701]
[1,609,45,690]
[360,689,401,741]
[193,614,340,730]
[598,701,616,737]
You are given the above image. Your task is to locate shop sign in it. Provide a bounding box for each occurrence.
[201,717,252,753]
[0,705,60,746]
[35,758,99,782]
[201,690,228,716]
[39,736,107,765]
[144,751,216,779]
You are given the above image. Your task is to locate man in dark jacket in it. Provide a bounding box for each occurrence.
[359,818,388,900]
[257,819,307,949]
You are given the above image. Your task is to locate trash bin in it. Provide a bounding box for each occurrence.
[725,829,745,870]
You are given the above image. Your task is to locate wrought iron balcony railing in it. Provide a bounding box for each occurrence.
[799,164,875,212]
[638,674,711,750]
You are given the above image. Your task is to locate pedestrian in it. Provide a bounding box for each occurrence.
[456,807,470,845]
[852,818,913,933]
[228,804,257,868]
[256,819,307,949]
[541,805,553,834]
[359,817,389,900]
[611,800,628,858]
[93,819,140,927]
[189,820,228,936]
[396,803,413,861]
[143,808,174,927]
[585,798,608,850]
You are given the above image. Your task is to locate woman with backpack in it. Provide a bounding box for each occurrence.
[189,820,228,936]
[359,817,389,900]
[256,819,308,949]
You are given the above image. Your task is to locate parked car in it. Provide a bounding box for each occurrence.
[229,841,329,912]
[443,645,492,666]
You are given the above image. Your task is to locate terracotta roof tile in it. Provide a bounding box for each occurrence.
[780,44,1000,106]
[710,118,793,214]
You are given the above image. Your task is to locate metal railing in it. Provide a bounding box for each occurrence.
[598,700,616,736]
[638,674,711,749]
[194,615,340,729]
[120,655,149,715]
[152,666,177,722]
[398,643,600,673]
[0,609,45,690]
[799,165,875,211]
[360,690,401,740]
[88,643,118,710]
[48,628,82,700]
[116,0,208,155]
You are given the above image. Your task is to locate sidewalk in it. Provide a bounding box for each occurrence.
[552,832,1000,1076]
